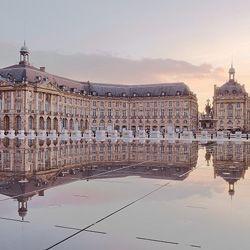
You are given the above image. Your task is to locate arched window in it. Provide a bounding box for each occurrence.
[69,119,74,130]
[3,115,10,131]
[39,117,45,130]
[75,119,79,130]
[16,116,22,130]
[80,119,84,130]
[53,118,58,131]
[46,117,51,130]
[62,118,67,129]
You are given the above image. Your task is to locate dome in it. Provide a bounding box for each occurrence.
[217,64,246,95]
[218,81,246,95]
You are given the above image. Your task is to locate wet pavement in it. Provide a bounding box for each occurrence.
[0,139,249,249]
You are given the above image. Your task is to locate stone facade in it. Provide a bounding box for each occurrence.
[213,65,250,132]
[0,44,198,134]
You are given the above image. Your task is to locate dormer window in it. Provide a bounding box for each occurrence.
[176,91,181,96]
[122,93,126,97]
[147,92,151,96]
[36,76,42,81]
[133,93,137,97]
[107,92,112,97]
[232,90,236,94]
[161,92,165,96]
[92,91,97,96]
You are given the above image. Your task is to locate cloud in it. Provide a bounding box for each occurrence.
[32,51,225,84]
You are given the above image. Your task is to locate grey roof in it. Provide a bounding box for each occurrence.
[0,75,6,81]
[0,63,193,97]
[88,82,191,97]
[217,80,246,95]
[0,64,87,90]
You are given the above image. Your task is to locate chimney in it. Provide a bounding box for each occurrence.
[40,66,45,72]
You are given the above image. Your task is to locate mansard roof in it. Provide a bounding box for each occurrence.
[0,63,87,89]
[88,82,191,97]
[0,63,193,97]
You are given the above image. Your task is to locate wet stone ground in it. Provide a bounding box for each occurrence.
[0,140,249,250]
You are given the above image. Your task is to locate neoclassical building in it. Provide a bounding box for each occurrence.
[0,43,198,134]
[213,65,250,132]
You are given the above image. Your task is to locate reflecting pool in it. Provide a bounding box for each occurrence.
[0,138,250,249]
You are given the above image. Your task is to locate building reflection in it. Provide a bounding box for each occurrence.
[0,138,198,220]
[212,142,250,197]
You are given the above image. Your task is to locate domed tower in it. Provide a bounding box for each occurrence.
[19,41,30,65]
[213,63,248,132]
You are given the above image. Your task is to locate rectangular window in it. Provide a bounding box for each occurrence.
[108,109,112,117]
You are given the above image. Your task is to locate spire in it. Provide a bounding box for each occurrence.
[228,63,235,81]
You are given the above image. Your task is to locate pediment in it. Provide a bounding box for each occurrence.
[37,81,62,92]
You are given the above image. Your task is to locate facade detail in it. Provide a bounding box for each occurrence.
[213,65,250,132]
[0,44,198,134]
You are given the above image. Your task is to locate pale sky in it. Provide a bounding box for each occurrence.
[1,0,250,110]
